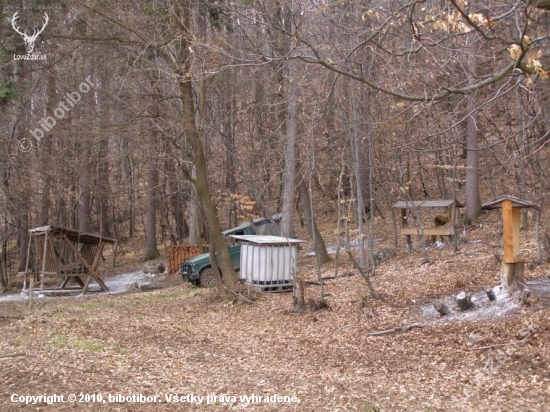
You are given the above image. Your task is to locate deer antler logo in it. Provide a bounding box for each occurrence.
[11,12,49,54]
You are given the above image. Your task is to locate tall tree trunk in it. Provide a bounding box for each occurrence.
[122,137,134,237]
[254,75,268,213]
[465,47,481,224]
[350,83,366,267]
[223,101,238,226]
[281,3,298,238]
[17,212,28,272]
[97,69,111,237]
[516,87,528,229]
[166,158,186,243]
[358,87,372,215]
[180,78,234,294]
[145,116,160,260]
[188,166,199,245]
[79,163,92,232]
[39,66,56,225]
[0,253,6,291]
[171,0,235,296]
[297,174,330,264]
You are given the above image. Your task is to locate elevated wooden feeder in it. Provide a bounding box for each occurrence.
[482,195,540,292]
[393,199,458,248]
[23,225,116,297]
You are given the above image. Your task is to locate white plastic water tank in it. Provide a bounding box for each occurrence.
[230,235,305,289]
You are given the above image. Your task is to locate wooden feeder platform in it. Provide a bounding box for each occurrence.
[23,225,116,298]
[393,200,460,248]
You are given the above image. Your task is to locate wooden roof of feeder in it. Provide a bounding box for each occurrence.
[482,195,540,211]
[393,200,456,209]
[29,225,116,245]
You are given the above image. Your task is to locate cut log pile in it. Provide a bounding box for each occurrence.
[167,244,208,275]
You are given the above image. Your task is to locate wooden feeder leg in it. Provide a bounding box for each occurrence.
[501,261,525,293]
[401,209,412,250]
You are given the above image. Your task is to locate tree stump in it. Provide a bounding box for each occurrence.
[293,278,306,312]
[501,261,525,293]
[516,289,530,305]
[484,286,496,301]
[456,292,472,311]
[433,300,450,316]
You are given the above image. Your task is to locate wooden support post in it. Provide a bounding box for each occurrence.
[483,196,540,295]
[63,236,109,293]
[502,199,521,263]
[23,233,33,291]
[81,241,106,293]
[401,209,412,250]
[501,199,525,293]
[40,232,49,290]
[501,261,525,293]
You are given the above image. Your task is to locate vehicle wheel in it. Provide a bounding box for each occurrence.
[199,267,218,288]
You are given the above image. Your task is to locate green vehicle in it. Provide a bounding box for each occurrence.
[180,214,282,287]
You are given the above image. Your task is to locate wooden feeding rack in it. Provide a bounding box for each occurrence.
[482,196,539,293]
[482,195,539,263]
[23,225,116,297]
[393,200,458,247]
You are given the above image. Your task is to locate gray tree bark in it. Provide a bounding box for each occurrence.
[97,68,111,237]
[297,176,330,264]
[465,50,481,224]
[281,3,298,238]
[145,112,160,260]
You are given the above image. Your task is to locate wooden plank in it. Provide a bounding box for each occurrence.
[38,288,101,295]
[40,232,49,290]
[512,206,521,261]
[63,236,109,293]
[82,241,106,293]
[502,199,516,263]
[400,209,412,249]
[33,271,59,276]
[400,228,454,236]
[23,232,32,290]
[393,200,455,209]
[60,275,86,288]
[60,271,88,277]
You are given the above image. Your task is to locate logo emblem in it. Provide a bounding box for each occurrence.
[11,11,49,55]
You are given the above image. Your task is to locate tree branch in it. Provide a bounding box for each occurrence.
[366,323,422,337]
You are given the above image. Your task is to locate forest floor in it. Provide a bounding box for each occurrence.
[1,211,550,411]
